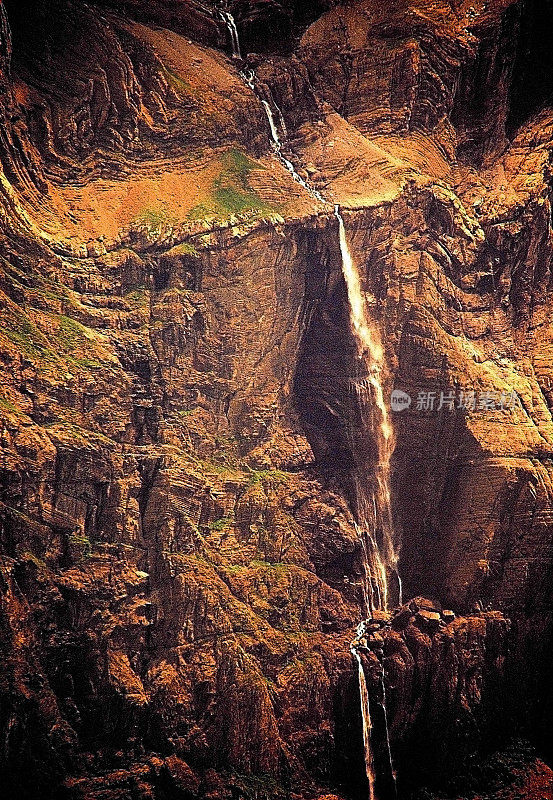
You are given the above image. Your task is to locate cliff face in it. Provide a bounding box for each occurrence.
[0,1,552,799]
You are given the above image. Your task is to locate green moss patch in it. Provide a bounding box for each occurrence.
[0,300,115,377]
[208,516,234,532]
[124,286,151,309]
[188,149,278,223]
[133,207,179,232]
[0,395,17,413]
[163,67,194,97]
[246,468,289,488]
[164,242,198,258]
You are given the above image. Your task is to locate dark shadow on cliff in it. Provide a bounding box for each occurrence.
[507,0,553,136]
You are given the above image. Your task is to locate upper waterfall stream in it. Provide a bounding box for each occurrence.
[220,9,241,59]
[221,8,324,204]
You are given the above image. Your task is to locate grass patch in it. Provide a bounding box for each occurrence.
[134,207,179,232]
[227,773,285,800]
[3,311,60,363]
[58,315,98,345]
[246,468,289,488]
[124,286,150,308]
[164,242,198,258]
[250,559,289,574]
[1,303,113,377]
[188,149,277,223]
[208,516,233,532]
[189,457,240,478]
[69,533,92,558]
[21,551,47,571]
[175,408,196,417]
[0,395,18,414]
[56,315,110,370]
[164,67,193,96]
[224,563,246,574]
[44,421,114,448]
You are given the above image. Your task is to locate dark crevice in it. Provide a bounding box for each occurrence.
[507,0,553,136]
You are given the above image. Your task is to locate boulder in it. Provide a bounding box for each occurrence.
[416,609,442,629]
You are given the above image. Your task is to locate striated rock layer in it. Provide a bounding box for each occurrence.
[0,1,552,799]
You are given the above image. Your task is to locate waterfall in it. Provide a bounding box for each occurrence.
[239,67,325,203]
[220,10,241,59]
[261,99,282,146]
[380,664,397,798]
[260,96,325,202]
[351,625,377,800]
[219,7,322,202]
[335,205,399,612]
[338,205,400,799]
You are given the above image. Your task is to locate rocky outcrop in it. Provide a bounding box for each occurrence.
[5,0,270,179]
[353,600,511,795]
[298,1,522,162]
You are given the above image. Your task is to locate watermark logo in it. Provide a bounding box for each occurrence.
[391,388,523,413]
[391,389,412,412]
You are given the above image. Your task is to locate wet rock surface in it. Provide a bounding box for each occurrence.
[352,601,512,796]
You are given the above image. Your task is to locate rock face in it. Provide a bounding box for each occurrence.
[0,1,553,799]
[353,602,512,797]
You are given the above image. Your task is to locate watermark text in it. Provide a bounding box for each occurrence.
[391,388,523,413]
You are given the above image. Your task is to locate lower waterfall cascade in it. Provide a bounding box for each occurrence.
[351,625,378,800]
[222,17,392,789]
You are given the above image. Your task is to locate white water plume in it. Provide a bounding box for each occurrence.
[339,205,401,799]
[220,10,241,59]
[335,206,400,612]
[351,624,377,800]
